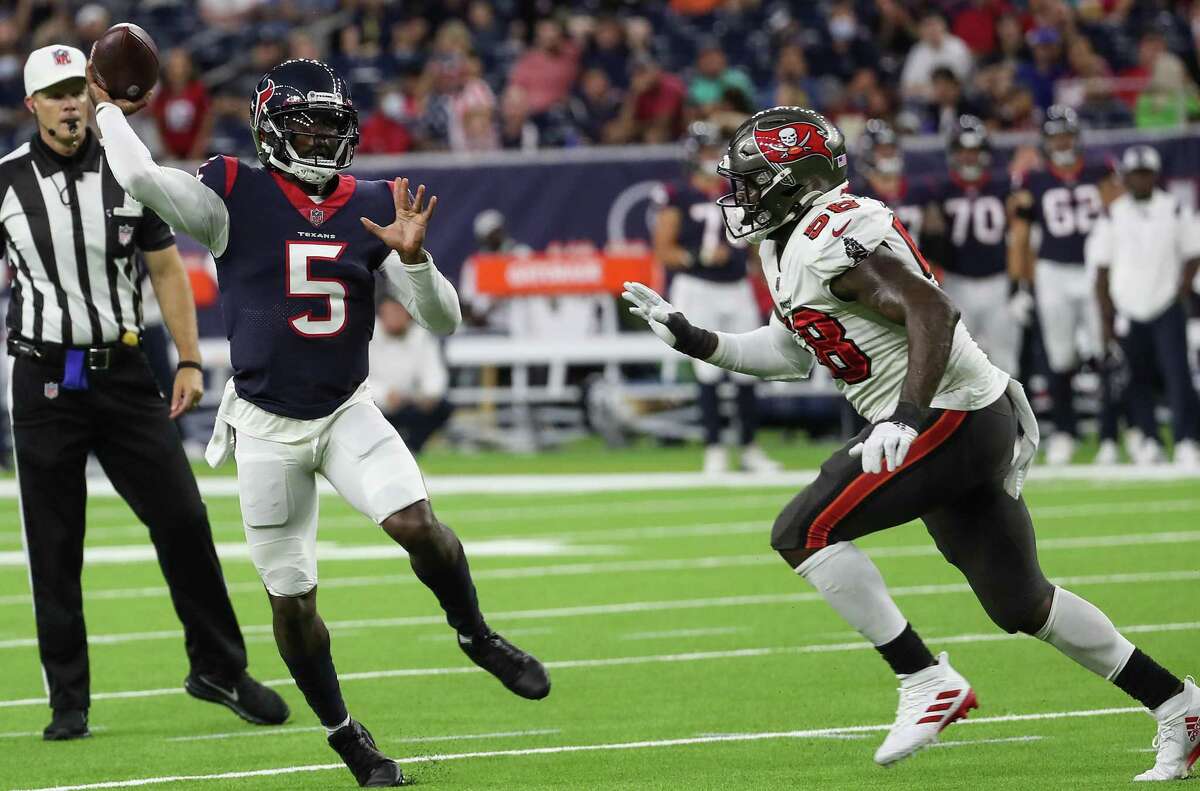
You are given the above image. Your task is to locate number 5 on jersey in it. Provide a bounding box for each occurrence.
[286,241,349,337]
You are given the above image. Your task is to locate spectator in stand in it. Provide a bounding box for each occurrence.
[430,17,473,60]
[422,54,498,152]
[581,15,630,90]
[0,16,25,146]
[1121,29,1200,128]
[359,80,414,154]
[900,10,974,102]
[151,49,213,161]
[758,43,823,111]
[508,18,580,116]
[73,4,108,52]
[983,12,1027,68]
[389,16,429,77]
[951,0,1011,57]
[567,67,622,144]
[686,39,755,114]
[817,1,877,84]
[287,29,323,61]
[974,59,1019,128]
[498,85,539,150]
[199,0,264,32]
[332,23,389,111]
[369,298,454,456]
[923,66,984,133]
[1062,35,1132,128]
[616,54,685,143]
[465,1,507,76]
[1016,26,1068,110]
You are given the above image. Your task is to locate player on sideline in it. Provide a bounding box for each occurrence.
[624,107,1198,780]
[89,58,549,787]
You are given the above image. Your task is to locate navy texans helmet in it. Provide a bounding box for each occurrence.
[684,120,725,175]
[859,118,903,177]
[1041,104,1082,169]
[946,114,991,183]
[250,59,360,186]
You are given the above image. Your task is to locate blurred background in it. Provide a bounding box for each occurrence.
[1,0,1198,469]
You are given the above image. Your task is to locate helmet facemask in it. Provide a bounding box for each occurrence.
[258,104,358,186]
[716,160,804,243]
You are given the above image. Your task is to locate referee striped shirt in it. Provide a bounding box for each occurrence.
[0,131,175,346]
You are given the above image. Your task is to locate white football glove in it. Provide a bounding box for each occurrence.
[1007,284,1035,327]
[622,281,679,347]
[849,420,918,474]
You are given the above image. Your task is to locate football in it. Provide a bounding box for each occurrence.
[90,23,159,102]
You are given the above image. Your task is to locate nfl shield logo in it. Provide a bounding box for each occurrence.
[53,49,71,65]
[117,224,134,246]
[44,382,59,399]
[309,208,325,226]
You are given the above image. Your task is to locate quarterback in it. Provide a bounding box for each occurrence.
[625,107,1198,780]
[88,59,549,787]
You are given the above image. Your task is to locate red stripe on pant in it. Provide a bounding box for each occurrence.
[805,409,968,549]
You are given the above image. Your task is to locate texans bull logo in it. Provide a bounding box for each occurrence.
[252,79,275,127]
[753,122,835,167]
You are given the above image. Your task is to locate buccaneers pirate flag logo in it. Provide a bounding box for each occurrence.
[753,121,840,167]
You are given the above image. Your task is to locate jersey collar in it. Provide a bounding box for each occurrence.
[270,170,357,226]
[1047,159,1084,182]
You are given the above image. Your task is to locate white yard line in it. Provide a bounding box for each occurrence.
[1,464,1197,501]
[931,735,1045,748]
[0,620,1194,709]
[620,627,749,640]
[167,726,560,744]
[9,708,1141,791]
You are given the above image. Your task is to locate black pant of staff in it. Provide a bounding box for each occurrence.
[9,341,248,716]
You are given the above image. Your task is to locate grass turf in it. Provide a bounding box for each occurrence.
[0,446,1195,790]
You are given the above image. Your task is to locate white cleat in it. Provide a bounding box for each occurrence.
[1095,439,1120,465]
[702,445,727,475]
[1134,676,1200,781]
[1044,432,1075,465]
[1135,440,1166,466]
[739,445,782,473]
[874,652,978,767]
[1174,440,1200,469]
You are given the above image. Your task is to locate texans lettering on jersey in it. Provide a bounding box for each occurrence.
[758,190,1009,423]
[197,156,398,419]
[659,180,747,282]
[1015,162,1110,265]
[931,175,1009,278]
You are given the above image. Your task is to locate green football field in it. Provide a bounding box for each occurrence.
[0,441,1196,790]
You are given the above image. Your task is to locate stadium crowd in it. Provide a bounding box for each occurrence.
[0,0,1198,159]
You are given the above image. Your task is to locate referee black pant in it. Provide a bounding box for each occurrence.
[9,349,247,713]
[1119,302,1200,444]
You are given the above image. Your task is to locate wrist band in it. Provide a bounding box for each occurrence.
[176,360,202,371]
[889,400,925,430]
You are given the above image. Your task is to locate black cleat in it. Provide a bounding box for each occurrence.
[328,720,406,787]
[184,672,290,725]
[43,709,90,741]
[458,630,551,700]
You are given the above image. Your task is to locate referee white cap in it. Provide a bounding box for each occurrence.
[1121,144,1161,174]
[24,44,87,97]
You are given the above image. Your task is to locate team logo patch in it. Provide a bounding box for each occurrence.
[842,236,869,263]
[52,48,72,65]
[117,224,133,246]
[309,208,325,226]
[753,121,835,167]
[253,79,275,127]
[44,382,59,399]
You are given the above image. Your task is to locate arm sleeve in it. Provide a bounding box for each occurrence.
[380,250,462,335]
[705,313,815,381]
[95,103,231,256]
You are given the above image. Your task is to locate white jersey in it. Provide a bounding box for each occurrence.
[759,189,1009,423]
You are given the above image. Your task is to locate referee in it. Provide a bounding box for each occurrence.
[3,45,288,739]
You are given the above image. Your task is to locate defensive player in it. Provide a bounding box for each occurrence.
[652,121,779,473]
[853,119,938,250]
[1009,106,1118,464]
[927,115,1021,376]
[89,59,549,788]
[624,107,1198,780]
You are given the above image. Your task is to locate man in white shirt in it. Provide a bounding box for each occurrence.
[369,296,454,453]
[899,11,974,103]
[1090,145,1200,466]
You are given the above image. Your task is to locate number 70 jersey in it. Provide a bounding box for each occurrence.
[197,155,399,420]
[759,191,1010,423]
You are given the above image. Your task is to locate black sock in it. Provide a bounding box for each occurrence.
[698,383,721,446]
[735,384,758,446]
[1049,371,1077,436]
[280,647,348,728]
[411,536,486,637]
[875,623,937,676]
[1113,648,1184,710]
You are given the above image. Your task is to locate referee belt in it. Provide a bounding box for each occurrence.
[7,336,140,371]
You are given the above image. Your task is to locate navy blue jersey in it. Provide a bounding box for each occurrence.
[853,176,938,246]
[1015,162,1110,265]
[932,175,1009,278]
[660,180,747,283]
[197,156,397,419]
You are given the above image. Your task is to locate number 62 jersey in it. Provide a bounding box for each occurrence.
[759,190,1010,423]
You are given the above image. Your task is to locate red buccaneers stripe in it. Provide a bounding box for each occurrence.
[805,409,968,549]
[892,216,934,278]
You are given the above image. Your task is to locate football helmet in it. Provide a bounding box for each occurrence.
[859,118,903,177]
[1041,104,1081,169]
[250,59,359,186]
[946,114,990,183]
[716,106,849,242]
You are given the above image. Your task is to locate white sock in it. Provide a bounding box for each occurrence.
[1034,586,1134,680]
[795,541,907,646]
[324,714,351,735]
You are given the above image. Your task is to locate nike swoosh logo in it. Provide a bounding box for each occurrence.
[831,221,852,237]
[201,676,238,702]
